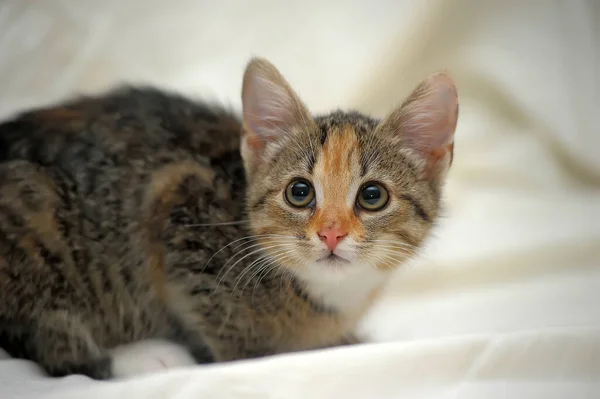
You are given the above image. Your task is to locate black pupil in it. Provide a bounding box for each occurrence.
[362,185,381,205]
[292,182,310,201]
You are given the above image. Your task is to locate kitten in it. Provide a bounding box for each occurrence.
[0,58,458,379]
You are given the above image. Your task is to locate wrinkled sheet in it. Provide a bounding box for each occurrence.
[0,0,599,398]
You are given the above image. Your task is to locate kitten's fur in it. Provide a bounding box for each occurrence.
[0,58,458,379]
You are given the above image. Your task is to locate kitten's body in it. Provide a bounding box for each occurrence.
[0,59,458,379]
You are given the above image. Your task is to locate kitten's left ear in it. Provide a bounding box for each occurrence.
[379,72,458,181]
[241,58,313,175]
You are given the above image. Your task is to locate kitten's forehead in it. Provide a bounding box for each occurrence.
[314,111,384,180]
[267,111,379,178]
[313,123,361,204]
[314,111,379,143]
[312,111,379,196]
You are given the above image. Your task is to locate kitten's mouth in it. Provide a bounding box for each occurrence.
[317,253,351,264]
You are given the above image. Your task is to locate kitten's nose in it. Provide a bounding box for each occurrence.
[318,227,347,252]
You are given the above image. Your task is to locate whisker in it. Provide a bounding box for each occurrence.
[279,266,294,298]
[244,250,295,298]
[233,246,295,295]
[366,253,398,270]
[368,239,419,248]
[251,263,288,307]
[212,238,297,287]
[203,234,295,272]
[234,247,289,292]
[369,239,442,268]
[242,261,278,298]
[369,243,417,253]
[364,243,418,268]
[367,241,420,254]
[370,246,417,259]
[215,243,297,291]
[229,254,272,297]
[185,220,250,227]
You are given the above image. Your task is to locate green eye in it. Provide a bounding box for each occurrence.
[285,179,315,208]
[357,183,389,211]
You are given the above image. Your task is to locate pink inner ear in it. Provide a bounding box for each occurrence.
[242,71,299,152]
[398,73,458,174]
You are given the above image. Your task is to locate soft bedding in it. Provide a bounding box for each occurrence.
[0,0,598,398]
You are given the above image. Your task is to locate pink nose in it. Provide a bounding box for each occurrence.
[318,227,347,252]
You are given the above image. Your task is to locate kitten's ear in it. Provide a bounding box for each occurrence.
[379,72,458,181]
[241,58,313,172]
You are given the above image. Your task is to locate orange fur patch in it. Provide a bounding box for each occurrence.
[144,162,216,299]
[309,126,365,238]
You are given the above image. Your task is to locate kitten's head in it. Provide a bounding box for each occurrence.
[241,58,458,284]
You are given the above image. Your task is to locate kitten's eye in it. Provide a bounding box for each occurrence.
[357,183,389,211]
[285,179,315,208]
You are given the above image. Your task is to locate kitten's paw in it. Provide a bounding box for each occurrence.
[110,339,196,378]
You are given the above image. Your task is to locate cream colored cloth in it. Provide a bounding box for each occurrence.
[0,0,598,398]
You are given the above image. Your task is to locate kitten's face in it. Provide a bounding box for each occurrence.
[241,58,457,283]
[245,115,435,279]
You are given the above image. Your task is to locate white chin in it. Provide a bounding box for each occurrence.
[298,258,387,312]
[306,257,360,280]
[321,254,351,266]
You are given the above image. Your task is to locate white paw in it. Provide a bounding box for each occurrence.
[110,339,197,379]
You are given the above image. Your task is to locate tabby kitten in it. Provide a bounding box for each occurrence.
[0,58,458,379]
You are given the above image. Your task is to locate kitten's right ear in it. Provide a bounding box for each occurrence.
[241,58,313,173]
[379,72,459,183]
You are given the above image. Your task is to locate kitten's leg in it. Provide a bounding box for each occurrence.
[187,342,215,364]
[26,315,113,379]
[0,162,110,378]
[38,313,203,379]
[166,314,215,364]
[0,161,201,379]
[29,319,198,379]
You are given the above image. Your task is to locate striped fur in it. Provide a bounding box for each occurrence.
[0,58,458,379]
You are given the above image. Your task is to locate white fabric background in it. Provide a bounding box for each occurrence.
[0,0,599,398]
